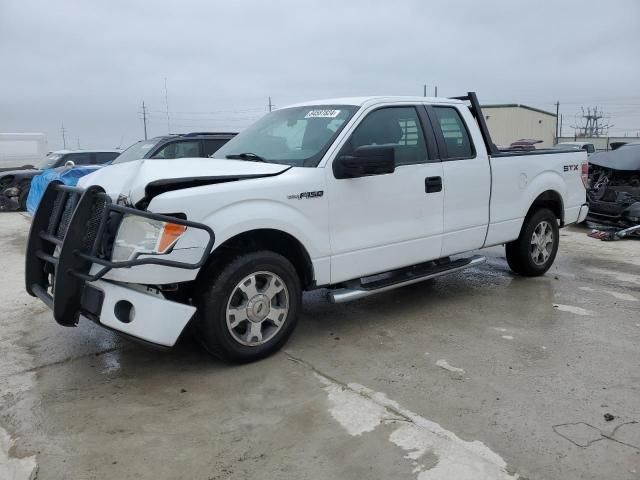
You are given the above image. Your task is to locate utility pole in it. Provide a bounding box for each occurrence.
[268,96,273,112]
[77,137,81,149]
[423,84,427,97]
[554,101,560,144]
[164,77,171,134]
[434,85,438,97]
[61,123,67,149]
[560,114,563,138]
[141,101,148,140]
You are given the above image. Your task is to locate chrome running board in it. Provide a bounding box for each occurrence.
[328,255,486,304]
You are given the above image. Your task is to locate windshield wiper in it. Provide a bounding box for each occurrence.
[225,152,267,163]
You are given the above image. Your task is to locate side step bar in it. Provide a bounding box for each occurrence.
[328,255,486,304]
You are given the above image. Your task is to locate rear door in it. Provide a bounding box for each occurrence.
[327,105,444,283]
[426,105,491,256]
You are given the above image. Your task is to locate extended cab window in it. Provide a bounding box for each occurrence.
[151,141,200,159]
[341,107,428,165]
[433,107,475,159]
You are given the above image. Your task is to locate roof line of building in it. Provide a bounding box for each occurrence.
[481,104,557,117]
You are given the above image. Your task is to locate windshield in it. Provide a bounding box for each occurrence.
[112,140,159,164]
[214,105,358,167]
[37,153,64,169]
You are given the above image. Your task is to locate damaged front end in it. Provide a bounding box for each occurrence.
[586,145,640,238]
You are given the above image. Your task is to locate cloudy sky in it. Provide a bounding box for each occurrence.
[1,0,639,151]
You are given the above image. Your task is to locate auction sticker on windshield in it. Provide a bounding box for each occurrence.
[305,109,341,118]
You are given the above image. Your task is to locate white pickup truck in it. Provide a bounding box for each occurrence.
[26,93,589,362]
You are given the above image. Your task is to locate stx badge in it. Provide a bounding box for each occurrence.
[563,165,579,172]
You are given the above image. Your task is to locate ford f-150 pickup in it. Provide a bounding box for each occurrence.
[25,93,589,362]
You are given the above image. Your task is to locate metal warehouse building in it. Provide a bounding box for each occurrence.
[481,104,557,148]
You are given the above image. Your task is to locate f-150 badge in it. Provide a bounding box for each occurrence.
[287,191,324,200]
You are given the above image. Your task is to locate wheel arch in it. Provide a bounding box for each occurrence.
[525,189,565,226]
[203,229,315,289]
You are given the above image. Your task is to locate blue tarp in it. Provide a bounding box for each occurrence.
[26,166,102,215]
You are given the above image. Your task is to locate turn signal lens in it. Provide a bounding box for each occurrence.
[158,223,187,253]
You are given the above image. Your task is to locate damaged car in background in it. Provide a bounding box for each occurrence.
[586,143,640,239]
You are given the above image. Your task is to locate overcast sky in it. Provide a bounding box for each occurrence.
[1,0,639,151]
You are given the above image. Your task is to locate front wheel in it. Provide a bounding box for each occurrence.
[194,251,302,363]
[505,208,559,276]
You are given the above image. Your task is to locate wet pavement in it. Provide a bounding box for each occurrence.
[1,211,639,479]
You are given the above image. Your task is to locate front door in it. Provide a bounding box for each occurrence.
[327,105,444,284]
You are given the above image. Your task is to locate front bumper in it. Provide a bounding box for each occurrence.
[25,183,214,346]
[82,280,196,347]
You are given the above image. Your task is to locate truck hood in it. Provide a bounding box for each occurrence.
[77,157,290,204]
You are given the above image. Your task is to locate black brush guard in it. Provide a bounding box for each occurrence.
[25,183,215,326]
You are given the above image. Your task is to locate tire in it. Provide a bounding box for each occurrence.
[193,250,302,363]
[505,208,559,277]
[18,182,30,211]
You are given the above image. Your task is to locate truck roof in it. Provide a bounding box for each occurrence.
[50,149,121,154]
[285,96,463,108]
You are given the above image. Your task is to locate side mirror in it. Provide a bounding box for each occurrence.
[333,145,395,179]
[64,160,75,168]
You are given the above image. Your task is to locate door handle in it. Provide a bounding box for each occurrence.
[425,176,442,193]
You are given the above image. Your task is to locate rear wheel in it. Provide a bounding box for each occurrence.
[505,208,559,276]
[194,251,301,363]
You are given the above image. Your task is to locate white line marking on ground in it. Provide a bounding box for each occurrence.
[587,267,640,285]
[501,335,514,340]
[579,286,594,292]
[435,359,465,374]
[605,290,638,302]
[553,304,594,316]
[0,427,37,480]
[493,328,508,332]
[316,374,518,479]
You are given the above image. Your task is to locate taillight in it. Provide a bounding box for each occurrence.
[581,163,589,189]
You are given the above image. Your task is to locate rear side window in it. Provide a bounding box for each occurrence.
[64,153,94,165]
[342,107,429,166]
[203,139,229,157]
[433,107,475,159]
[151,141,201,159]
[95,152,119,164]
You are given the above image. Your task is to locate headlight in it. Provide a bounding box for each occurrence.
[2,187,19,197]
[111,214,187,262]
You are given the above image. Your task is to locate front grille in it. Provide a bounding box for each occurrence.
[81,195,108,251]
[48,191,80,240]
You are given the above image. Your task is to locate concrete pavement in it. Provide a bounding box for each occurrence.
[1,212,639,479]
